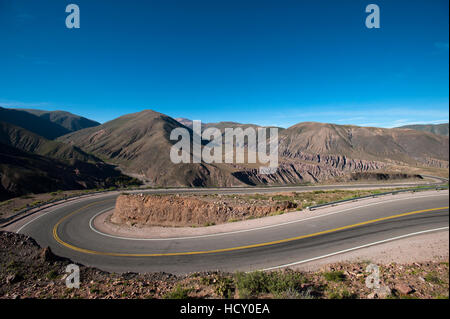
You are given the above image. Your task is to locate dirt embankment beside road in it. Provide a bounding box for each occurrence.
[111,193,297,227]
[111,188,432,228]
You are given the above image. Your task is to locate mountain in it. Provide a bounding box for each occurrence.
[175,118,193,129]
[0,114,139,200]
[175,118,283,133]
[279,122,449,166]
[0,143,133,201]
[231,121,448,185]
[397,123,449,137]
[0,121,99,163]
[17,109,100,132]
[0,107,70,139]
[58,110,242,187]
[59,110,449,187]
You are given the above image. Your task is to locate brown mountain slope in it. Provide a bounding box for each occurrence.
[58,110,244,187]
[0,121,99,163]
[397,123,449,137]
[0,143,134,201]
[0,121,140,200]
[279,122,449,167]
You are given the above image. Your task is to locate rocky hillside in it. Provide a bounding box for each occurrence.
[0,231,447,299]
[279,122,449,167]
[232,122,448,185]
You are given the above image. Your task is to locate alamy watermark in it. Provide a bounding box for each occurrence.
[65,4,80,29]
[65,264,80,288]
[63,4,380,30]
[169,121,279,174]
[365,263,391,297]
[365,4,380,29]
[365,263,381,289]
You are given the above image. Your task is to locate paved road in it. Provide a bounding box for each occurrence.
[12,184,450,274]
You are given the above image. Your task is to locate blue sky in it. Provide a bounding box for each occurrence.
[0,0,448,128]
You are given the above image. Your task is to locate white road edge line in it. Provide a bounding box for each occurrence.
[17,203,112,234]
[16,206,64,234]
[260,226,450,271]
[88,192,448,241]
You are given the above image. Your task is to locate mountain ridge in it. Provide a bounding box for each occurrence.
[59,109,449,187]
[0,109,140,200]
[0,107,71,139]
[396,123,449,137]
[0,121,100,163]
[16,108,101,132]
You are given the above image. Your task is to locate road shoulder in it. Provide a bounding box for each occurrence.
[290,229,449,272]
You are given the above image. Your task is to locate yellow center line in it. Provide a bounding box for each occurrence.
[53,205,449,257]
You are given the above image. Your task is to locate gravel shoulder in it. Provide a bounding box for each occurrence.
[291,229,449,272]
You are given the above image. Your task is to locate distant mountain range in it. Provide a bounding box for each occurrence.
[280,122,448,165]
[0,121,102,163]
[17,108,100,132]
[396,123,449,137]
[174,118,282,132]
[0,106,448,199]
[0,107,100,139]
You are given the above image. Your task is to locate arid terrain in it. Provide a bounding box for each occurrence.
[1,0,448,305]
[0,107,141,201]
[1,107,448,300]
[1,106,448,201]
[58,110,450,187]
[112,192,297,227]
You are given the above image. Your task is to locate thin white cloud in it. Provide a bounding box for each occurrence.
[16,54,52,65]
[0,100,51,108]
[16,13,33,20]
[335,117,366,123]
[435,42,449,51]
[384,119,449,128]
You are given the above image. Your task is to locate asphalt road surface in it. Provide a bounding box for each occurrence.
[11,183,450,274]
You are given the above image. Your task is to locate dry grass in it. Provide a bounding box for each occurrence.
[0,188,114,220]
